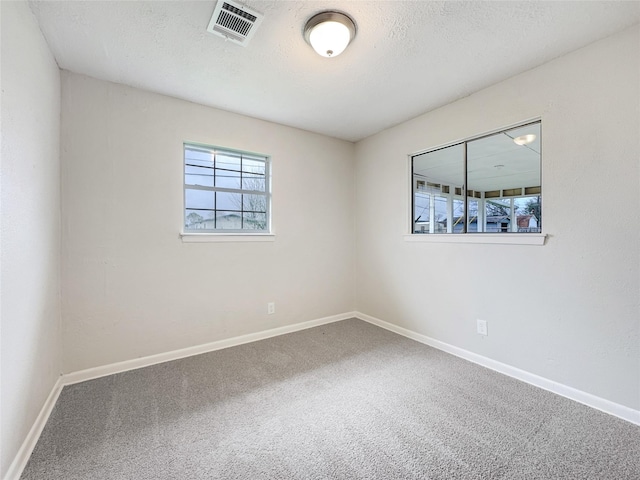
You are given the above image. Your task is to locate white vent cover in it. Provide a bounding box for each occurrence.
[207,1,264,46]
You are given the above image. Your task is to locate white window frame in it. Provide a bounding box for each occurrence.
[408,120,546,246]
[182,142,271,236]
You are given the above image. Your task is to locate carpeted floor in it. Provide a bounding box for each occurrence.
[21,319,640,479]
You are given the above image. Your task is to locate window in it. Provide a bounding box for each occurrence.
[412,121,541,234]
[184,143,270,233]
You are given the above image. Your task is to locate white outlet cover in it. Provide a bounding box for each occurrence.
[477,319,488,336]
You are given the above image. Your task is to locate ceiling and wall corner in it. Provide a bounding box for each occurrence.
[3,2,640,476]
[1,2,62,478]
[28,1,640,142]
[59,71,356,373]
[354,23,640,410]
[48,3,639,408]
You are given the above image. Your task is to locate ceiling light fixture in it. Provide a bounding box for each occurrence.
[513,134,537,146]
[304,11,356,58]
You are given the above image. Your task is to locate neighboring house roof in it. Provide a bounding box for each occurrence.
[446,215,510,225]
[485,215,510,224]
[418,214,538,226]
[187,212,263,227]
[517,215,532,228]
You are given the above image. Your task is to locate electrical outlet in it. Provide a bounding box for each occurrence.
[477,319,488,336]
[267,302,275,315]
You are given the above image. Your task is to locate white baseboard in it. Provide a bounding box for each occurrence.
[5,312,356,480]
[63,311,357,385]
[7,310,638,480]
[4,377,64,480]
[355,311,640,426]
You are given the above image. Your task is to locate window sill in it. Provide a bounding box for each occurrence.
[180,233,275,243]
[403,233,546,246]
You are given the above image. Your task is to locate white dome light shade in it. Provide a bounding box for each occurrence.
[304,12,356,58]
[513,134,537,146]
[309,21,350,57]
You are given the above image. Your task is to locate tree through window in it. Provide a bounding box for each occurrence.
[412,121,541,234]
[184,143,270,233]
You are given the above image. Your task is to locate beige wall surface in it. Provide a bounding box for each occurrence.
[354,25,640,410]
[1,2,62,477]
[60,72,355,373]
[5,15,640,478]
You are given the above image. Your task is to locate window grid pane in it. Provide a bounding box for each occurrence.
[184,144,270,232]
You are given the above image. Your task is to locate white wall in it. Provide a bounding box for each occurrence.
[1,1,62,477]
[355,25,640,410]
[3,12,636,475]
[61,72,355,372]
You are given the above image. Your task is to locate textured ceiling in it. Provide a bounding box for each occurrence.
[29,1,640,142]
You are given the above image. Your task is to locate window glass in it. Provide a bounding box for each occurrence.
[412,121,541,234]
[184,144,270,233]
[413,188,430,233]
[467,199,478,232]
[214,211,242,230]
[452,199,465,233]
[185,188,214,210]
[243,212,267,230]
[412,143,465,234]
[185,165,214,188]
[185,209,215,230]
[485,198,511,232]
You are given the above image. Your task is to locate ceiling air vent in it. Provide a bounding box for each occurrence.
[207,0,264,46]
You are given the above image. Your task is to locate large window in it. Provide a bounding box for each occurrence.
[412,121,541,234]
[184,143,270,233]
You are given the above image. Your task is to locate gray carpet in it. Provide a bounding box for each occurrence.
[21,319,640,479]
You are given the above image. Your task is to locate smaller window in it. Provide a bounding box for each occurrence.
[184,143,270,233]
